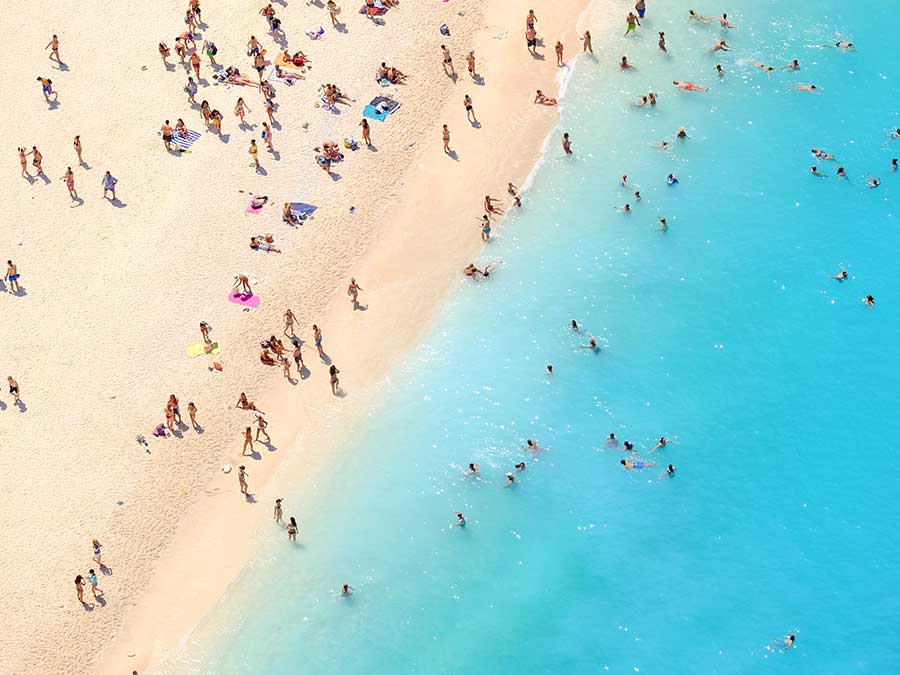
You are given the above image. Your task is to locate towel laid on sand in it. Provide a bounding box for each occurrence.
[363,95,401,121]
[171,129,201,150]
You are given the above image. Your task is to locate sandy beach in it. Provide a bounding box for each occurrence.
[0,0,607,672]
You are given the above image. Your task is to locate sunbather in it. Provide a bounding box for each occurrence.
[283,202,302,225]
[250,236,281,253]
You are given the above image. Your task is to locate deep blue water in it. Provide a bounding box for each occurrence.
[160,1,900,673]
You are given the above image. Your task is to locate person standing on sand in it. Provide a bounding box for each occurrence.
[249,139,260,168]
[287,517,298,541]
[261,122,275,152]
[75,575,86,604]
[555,41,564,66]
[441,45,455,77]
[562,132,573,154]
[442,124,451,154]
[359,118,372,147]
[284,309,297,336]
[274,498,283,525]
[233,274,252,294]
[582,31,593,54]
[313,324,324,358]
[46,35,63,64]
[329,365,340,394]
[37,76,57,103]
[188,402,198,429]
[256,414,270,442]
[238,466,249,495]
[185,76,198,105]
[526,27,537,55]
[526,9,537,30]
[7,376,20,404]
[466,51,477,79]
[27,147,44,175]
[73,135,83,164]
[167,394,181,423]
[18,147,29,177]
[480,215,491,241]
[87,569,103,599]
[91,538,103,565]
[62,167,77,198]
[347,278,363,309]
[293,342,304,371]
[101,171,117,199]
[6,260,20,293]
[161,120,174,151]
[282,357,291,380]
[464,94,476,123]
[242,427,253,455]
[190,50,201,79]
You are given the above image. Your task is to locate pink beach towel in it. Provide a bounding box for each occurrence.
[229,291,261,307]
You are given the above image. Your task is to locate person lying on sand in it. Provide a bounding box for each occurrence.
[534,89,557,105]
[251,235,281,252]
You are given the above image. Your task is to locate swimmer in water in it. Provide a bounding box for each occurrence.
[580,333,598,350]
[720,13,735,29]
[634,190,642,201]
[466,463,479,476]
[794,84,820,93]
[515,462,526,471]
[658,32,667,52]
[673,80,708,92]
[634,95,648,108]
[616,203,632,213]
[623,440,635,453]
[781,634,796,651]
[829,265,848,281]
[711,39,730,52]
[546,364,553,376]
[810,165,826,177]
[653,436,677,451]
[667,173,679,184]
[677,127,688,139]
[750,61,775,76]
[659,216,668,231]
[606,433,619,448]
[658,140,671,151]
[341,584,354,596]
[867,176,880,188]
[783,59,800,70]
[666,464,676,476]
[811,148,835,160]
[456,512,466,526]
[621,174,629,187]
[891,158,898,171]
[716,64,724,77]
[571,319,579,331]
[620,56,634,70]
[505,472,515,487]
[862,294,875,307]
[525,439,541,452]
[836,167,846,179]
[621,459,655,470]
[688,9,715,24]
[828,40,855,51]
[648,91,657,105]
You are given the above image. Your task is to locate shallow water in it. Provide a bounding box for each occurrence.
[161,1,900,672]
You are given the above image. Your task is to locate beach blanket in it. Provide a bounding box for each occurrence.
[245,197,267,214]
[171,129,201,150]
[359,1,388,15]
[363,95,401,121]
[185,341,220,357]
[229,291,260,308]
[290,202,318,217]
[267,69,302,85]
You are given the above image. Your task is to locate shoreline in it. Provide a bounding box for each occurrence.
[0,0,600,672]
[97,2,598,671]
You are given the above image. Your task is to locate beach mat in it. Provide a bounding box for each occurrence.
[290,202,318,217]
[229,291,260,307]
[363,96,401,121]
[171,129,201,150]
[245,198,266,214]
[186,341,220,357]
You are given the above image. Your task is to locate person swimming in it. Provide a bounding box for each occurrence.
[525,439,541,452]
[836,167,846,179]
[688,9,715,23]
[606,433,618,448]
[621,459,655,470]
[623,440,634,453]
[456,512,466,526]
[862,294,875,307]
[580,333,599,350]
[466,463,478,475]
[666,464,676,476]
[829,266,848,281]
[677,127,687,139]
[653,436,675,450]
[811,148,835,160]
[546,364,553,376]
[515,462,526,471]
[867,176,881,188]
[673,80,708,92]
[667,173,679,184]
[810,165,826,177]
[891,158,898,171]
[505,472,515,487]
[571,319,579,332]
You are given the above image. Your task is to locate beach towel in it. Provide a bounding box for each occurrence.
[359,1,388,14]
[229,291,261,308]
[186,341,220,357]
[171,129,201,150]
[245,197,267,214]
[363,95,401,121]
[290,202,318,217]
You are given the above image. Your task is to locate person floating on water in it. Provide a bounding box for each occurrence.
[829,265,848,281]
[811,148,835,160]
[673,80,707,92]
[688,9,715,24]
[621,459,655,470]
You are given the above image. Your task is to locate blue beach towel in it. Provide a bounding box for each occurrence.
[290,202,318,217]
[171,129,201,150]
[363,96,401,121]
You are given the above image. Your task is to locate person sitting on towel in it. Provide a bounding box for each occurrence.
[283,202,302,225]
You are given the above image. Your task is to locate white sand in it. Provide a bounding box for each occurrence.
[0,0,612,671]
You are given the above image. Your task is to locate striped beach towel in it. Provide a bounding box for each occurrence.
[171,129,201,150]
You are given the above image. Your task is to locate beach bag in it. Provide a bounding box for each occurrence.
[440,23,450,36]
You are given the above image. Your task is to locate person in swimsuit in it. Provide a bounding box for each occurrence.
[526,9,537,29]
[347,278,363,309]
[891,158,898,171]
[534,89,557,105]
[102,171,117,199]
[87,569,103,599]
[635,0,646,18]
[624,12,640,36]
[7,376,20,404]
[46,35,63,64]
[720,13,735,28]
[255,415,270,442]
[829,266,848,281]
[712,39,730,52]
[562,132,573,154]
[187,402,198,429]
[238,466,249,494]
[793,84,820,93]
[62,167,77,198]
[160,120,175,151]
[606,433,619,447]
[287,517,298,540]
[441,45,455,77]
[784,59,800,70]
[326,0,340,27]
[190,50,201,79]
[5,259,20,294]
[658,32,667,52]
[811,148,835,160]
[781,635,796,650]
[480,215,492,241]
[555,40,564,67]
[525,439,541,452]
[862,294,875,307]
[621,459,655,470]
[666,464,676,476]
[582,31,593,54]
[18,147,29,177]
[37,77,56,103]
[526,27,537,55]
[580,333,599,350]
[673,80,708,92]
[75,575,86,604]
[653,436,676,450]
[659,216,668,231]
[27,146,44,175]
[829,41,855,51]
[688,9,715,23]
[505,472,516,487]
[571,320,579,332]
[620,56,634,70]
[329,365,341,394]
[313,324,324,358]
[464,94,476,123]
[341,584,354,596]
[456,512,466,526]
[92,539,103,564]
[810,165,825,177]
[442,124,451,154]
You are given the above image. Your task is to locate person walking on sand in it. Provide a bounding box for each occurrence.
[287,516,298,541]
[101,171,117,199]
[233,273,252,294]
[73,135,83,164]
[442,124,451,154]
[188,401,198,429]
[18,147,28,178]
[242,426,253,455]
[562,132,573,155]
[87,569,103,599]
[27,146,44,175]
[359,118,372,147]
[161,120,174,151]
[238,466,249,495]
[329,364,340,394]
[274,498,283,525]
[46,35,63,64]
[313,324,325,358]
[249,139,260,168]
[37,76,57,103]
[555,41,564,66]
[292,342,304,371]
[62,167,77,198]
[256,414,270,442]
[582,31,593,54]
[282,357,291,380]
[7,376,20,404]
[526,27,537,55]
[441,45,455,77]
[190,50,201,79]
[235,97,251,126]
[327,0,340,27]
[261,122,275,152]
[347,278,363,309]
[91,539,103,565]
[75,575,86,604]
[467,50,476,78]
[284,309,297,336]
[6,261,20,294]
[185,76,198,105]
[463,94,476,123]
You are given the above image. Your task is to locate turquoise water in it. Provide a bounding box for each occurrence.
[165,1,900,673]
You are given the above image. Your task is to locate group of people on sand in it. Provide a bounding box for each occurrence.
[73,539,106,607]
